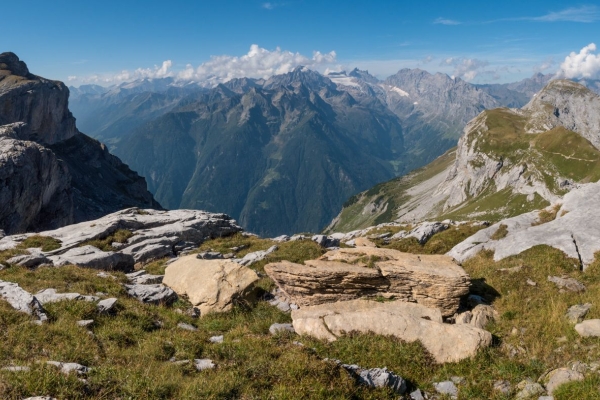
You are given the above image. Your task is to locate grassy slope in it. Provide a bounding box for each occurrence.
[327,148,456,233]
[331,108,600,232]
[3,230,600,398]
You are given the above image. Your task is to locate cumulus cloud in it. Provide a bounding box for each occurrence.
[558,43,600,79]
[442,57,489,81]
[433,17,460,25]
[74,45,336,86]
[176,44,336,85]
[67,76,77,81]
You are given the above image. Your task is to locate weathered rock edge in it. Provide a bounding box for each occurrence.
[265,247,470,317]
[292,299,492,363]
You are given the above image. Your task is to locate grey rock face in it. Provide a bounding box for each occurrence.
[0,280,47,321]
[0,208,242,270]
[311,235,340,248]
[448,181,600,268]
[0,52,159,235]
[341,363,406,394]
[6,253,52,268]
[234,245,278,266]
[524,80,600,148]
[49,246,134,271]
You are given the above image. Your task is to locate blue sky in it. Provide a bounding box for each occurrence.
[2,0,599,85]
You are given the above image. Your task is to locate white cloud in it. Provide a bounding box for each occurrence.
[176,44,336,85]
[78,60,174,84]
[442,57,490,81]
[67,75,77,81]
[433,17,460,25]
[262,2,274,9]
[533,5,600,23]
[558,43,600,79]
[533,57,555,73]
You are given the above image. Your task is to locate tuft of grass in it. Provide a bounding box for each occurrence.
[532,204,561,226]
[195,233,275,258]
[490,224,509,240]
[18,235,62,252]
[378,224,485,255]
[80,229,133,252]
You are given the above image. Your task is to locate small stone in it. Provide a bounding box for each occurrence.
[196,251,223,260]
[434,381,458,398]
[527,279,537,286]
[171,359,190,366]
[515,380,545,400]
[575,319,600,337]
[96,298,117,314]
[341,364,406,394]
[2,366,30,372]
[194,358,215,371]
[46,361,89,375]
[493,380,511,394]
[566,303,592,324]
[543,367,584,394]
[76,319,94,327]
[209,335,224,343]
[548,276,585,292]
[410,388,425,400]
[538,396,554,400]
[269,323,295,335]
[451,376,465,385]
[276,301,291,312]
[177,322,197,331]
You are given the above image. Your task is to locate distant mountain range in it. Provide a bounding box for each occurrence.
[68,67,600,236]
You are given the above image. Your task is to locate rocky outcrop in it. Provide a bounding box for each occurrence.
[265,247,470,317]
[448,181,600,268]
[292,299,492,363]
[163,255,259,316]
[0,208,242,270]
[0,280,47,321]
[0,52,159,234]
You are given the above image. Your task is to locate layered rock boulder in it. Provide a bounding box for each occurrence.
[292,299,492,363]
[265,247,470,317]
[0,52,159,234]
[163,255,259,316]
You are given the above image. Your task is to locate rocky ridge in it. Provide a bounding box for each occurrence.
[0,52,159,234]
[329,79,600,232]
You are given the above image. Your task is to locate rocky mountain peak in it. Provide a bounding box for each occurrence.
[0,52,31,78]
[524,79,600,148]
[0,52,77,145]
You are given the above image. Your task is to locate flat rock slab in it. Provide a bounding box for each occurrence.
[0,280,47,321]
[35,288,99,304]
[292,299,491,363]
[46,361,89,375]
[0,208,242,269]
[125,284,177,305]
[448,181,600,268]
[340,363,406,394]
[48,245,134,272]
[163,256,259,316]
[194,359,215,371]
[548,276,585,292]
[566,303,592,324]
[266,247,470,317]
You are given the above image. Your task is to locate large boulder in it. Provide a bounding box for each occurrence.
[292,299,492,363]
[265,247,470,317]
[163,255,259,316]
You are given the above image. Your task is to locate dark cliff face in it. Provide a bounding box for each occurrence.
[0,52,160,234]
